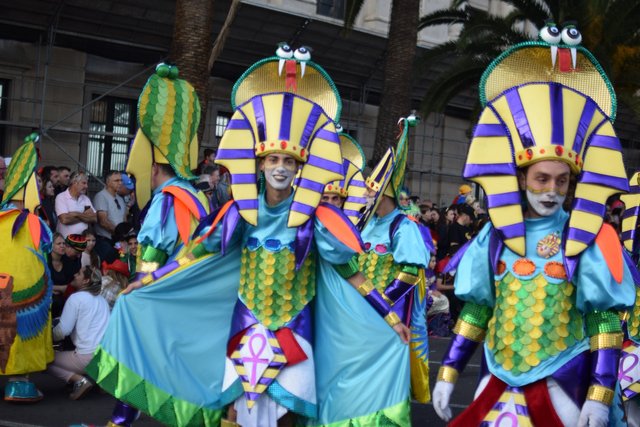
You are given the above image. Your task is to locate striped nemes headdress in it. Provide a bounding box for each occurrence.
[323,131,367,225]
[126,63,201,208]
[465,23,628,257]
[621,172,640,254]
[216,44,344,227]
[1,133,41,212]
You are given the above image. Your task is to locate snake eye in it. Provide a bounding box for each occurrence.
[276,42,294,59]
[540,23,561,44]
[294,46,312,61]
[561,26,582,46]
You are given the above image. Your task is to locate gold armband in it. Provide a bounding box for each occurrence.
[357,279,374,296]
[586,385,614,405]
[453,319,486,342]
[397,271,420,285]
[140,274,154,286]
[589,333,623,351]
[384,312,401,327]
[137,260,161,274]
[437,365,459,384]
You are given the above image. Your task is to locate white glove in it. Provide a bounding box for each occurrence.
[433,380,454,422]
[577,400,609,427]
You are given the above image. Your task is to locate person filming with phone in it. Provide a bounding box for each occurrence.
[55,170,96,237]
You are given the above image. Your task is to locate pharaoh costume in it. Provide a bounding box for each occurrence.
[0,134,53,401]
[86,64,210,426]
[434,24,637,426]
[314,117,433,425]
[619,173,640,426]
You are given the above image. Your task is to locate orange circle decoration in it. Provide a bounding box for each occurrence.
[496,260,506,275]
[512,258,536,276]
[544,261,567,279]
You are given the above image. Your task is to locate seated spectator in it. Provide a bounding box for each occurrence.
[47,266,110,400]
[55,171,97,237]
[81,229,100,270]
[100,259,130,309]
[49,233,82,317]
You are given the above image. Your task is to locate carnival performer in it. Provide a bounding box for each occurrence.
[619,172,640,427]
[85,63,209,427]
[313,116,433,425]
[0,133,53,402]
[431,23,637,426]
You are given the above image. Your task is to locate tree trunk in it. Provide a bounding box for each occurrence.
[371,0,419,166]
[170,0,215,143]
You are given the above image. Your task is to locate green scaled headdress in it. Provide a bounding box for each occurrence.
[126,63,201,208]
[1,133,40,212]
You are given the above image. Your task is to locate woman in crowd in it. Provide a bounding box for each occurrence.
[38,177,57,230]
[80,229,100,270]
[100,259,129,309]
[47,266,110,400]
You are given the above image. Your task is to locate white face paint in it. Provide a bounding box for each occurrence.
[526,189,565,217]
[264,164,296,190]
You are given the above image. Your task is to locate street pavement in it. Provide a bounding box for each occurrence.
[0,336,482,426]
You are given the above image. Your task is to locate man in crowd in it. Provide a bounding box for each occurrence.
[56,166,71,194]
[55,171,96,237]
[93,170,126,262]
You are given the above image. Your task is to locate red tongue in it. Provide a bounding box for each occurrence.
[285,60,297,91]
[558,48,572,72]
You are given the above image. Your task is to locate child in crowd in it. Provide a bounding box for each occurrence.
[100,259,130,309]
[427,255,451,337]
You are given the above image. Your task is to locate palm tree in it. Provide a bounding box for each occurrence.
[344,0,420,166]
[418,0,640,122]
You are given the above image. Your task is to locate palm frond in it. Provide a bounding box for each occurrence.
[343,0,366,32]
[418,8,468,30]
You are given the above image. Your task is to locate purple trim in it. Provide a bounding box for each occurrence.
[151,260,180,281]
[294,218,314,270]
[111,401,140,426]
[418,223,436,254]
[11,210,28,239]
[551,351,589,408]
[232,173,257,185]
[572,100,597,155]
[291,201,315,216]
[285,305,312,344]
[251,97,266,142]
[297,178,325,193]
[588,134,621,150]
[183,189,208,219]
[226,118,251,130]
[348,196,367,204]
[563,254,579,283]
[350,179,366,188]
[566,227,596,245]
[505,89,535,148]
[315,127,340,143]
[463,163,516,178]
[229,300,313,344]
[498,222,525,240]
[443,239,472,274]
[493,401,529,416]
[221,203,241,255]
[630,184,640,194]
[217,149,255,159]
[550,84,564,146]
[343,208,360,217]
[235,199,259,210]
[591,348,621,390]
[622,205,640,219]
[621,230,633,240]
[160,195,171,228]
[489,227,505,273]
[384,278,415,304]
[473,123,507,137]
[442,333,481,373]
[279,93,293,142]
[306,155,343,175]
[299,105,323,149]
[486,191,520,209]
[572,198,606,216]
[364,288,393,317]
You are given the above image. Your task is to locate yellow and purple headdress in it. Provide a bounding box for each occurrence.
[126,63,201,208]
[323,131,367,224]
[621,172,640,255]
[465,23,628,259]
[358,115,416,229]
[1,133,41,212]
[216,44,344,227]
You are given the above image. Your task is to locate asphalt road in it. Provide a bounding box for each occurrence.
[0,336,482,426]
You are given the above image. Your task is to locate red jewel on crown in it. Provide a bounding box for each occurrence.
[525,148,533,160]
[260,143,265,151]
[540,148,546,154]
[280,140,287,149]
[555,146,564,156]
[300,148,306,157]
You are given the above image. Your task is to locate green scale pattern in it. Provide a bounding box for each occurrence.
[358,252,401,293]
[487,272,584,375]
[239,247,315,330]
[628,287,640,342]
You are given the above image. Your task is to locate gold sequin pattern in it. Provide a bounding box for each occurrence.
[628,287,640,341]
[437,366,459,384]
[586,385,614,405]
[486,272,584,375]
[239,247,315,330]
[358,252,402,293]
[589,333,623,350]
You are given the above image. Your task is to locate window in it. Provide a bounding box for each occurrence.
[317,0,345,20]
[0,80,9,155]
[215,112,231,139]
[87,96,136,178]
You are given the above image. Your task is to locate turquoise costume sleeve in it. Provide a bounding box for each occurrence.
[198,214,244,254]
[138,192,181,258]
[390,218,429,268]
[453,223,495,307]
[314,218,359,265]
[575,240,636,313]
